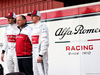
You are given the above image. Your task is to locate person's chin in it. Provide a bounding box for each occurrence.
[18,25,22,27]
[8,22,11,24]
[32,21,34,23]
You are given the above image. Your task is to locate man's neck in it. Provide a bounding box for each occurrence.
[10,23,15,25]
[20,26,22,30]
[19,23,26,30]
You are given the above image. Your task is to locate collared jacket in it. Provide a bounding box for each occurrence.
[16,24,33,56]
[31,21,49,57]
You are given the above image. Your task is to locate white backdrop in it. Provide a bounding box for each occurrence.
[46,15,100,75]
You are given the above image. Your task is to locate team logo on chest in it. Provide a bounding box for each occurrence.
[31,35,39,44]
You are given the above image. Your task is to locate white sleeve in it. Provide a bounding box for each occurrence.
[2,28,8,52]
[39,24,49,56]
[28,27,33,43]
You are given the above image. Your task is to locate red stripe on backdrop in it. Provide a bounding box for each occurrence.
[46,8,79,19]
[79,4,100,14]
[0,19,8,25]
[88,39,100,41]
[0,4,100,25]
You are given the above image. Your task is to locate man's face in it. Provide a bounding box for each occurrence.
[16,16,26,27]
[31,15,40,23]
[8,18,15,24]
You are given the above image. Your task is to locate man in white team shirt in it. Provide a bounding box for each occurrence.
[27,10,49,75]
[1,12,19,73]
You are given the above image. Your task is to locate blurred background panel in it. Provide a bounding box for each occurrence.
[0,0,99,17]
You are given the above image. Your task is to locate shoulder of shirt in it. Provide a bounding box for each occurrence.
[6,24,10,30]
[6,24,17,29]
[40,23,48,32]
[14,24,18,28]
[26,25,33,30]
[40,22,47,27]
[41,23,47,28]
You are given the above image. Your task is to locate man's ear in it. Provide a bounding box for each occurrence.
[13,18,15,20]
[38,16,41,20]
[13,18,16,23]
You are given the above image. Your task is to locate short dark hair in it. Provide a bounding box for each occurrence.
[14,19,16,23]
[11,18,16,23]
[20,15,27,24]
[21,15,26,20]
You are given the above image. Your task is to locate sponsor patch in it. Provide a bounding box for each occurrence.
[31,35,39,44]
[7,35,16,42]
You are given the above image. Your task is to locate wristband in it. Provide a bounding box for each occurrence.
[39,54,43,57]
[2,50,5,54]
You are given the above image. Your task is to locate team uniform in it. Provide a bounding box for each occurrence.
[31,21,49,75]
[16,24,33,75]
[2,24,19,73]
